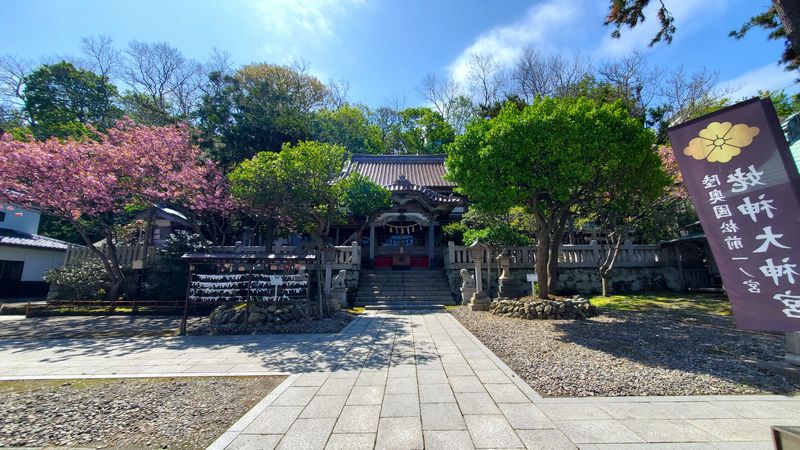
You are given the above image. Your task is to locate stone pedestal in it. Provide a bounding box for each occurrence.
[331,270,348,309]
[496,250,523,299]
[497,277,523,299]
[758,331,800,381]
[787,332,800,366]
[461,286,476,305]
[468,292,491,311]
[330,287,347,310]
[459,268,476,306]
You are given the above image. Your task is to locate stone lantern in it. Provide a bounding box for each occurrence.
[467,240,491,311]
[496,250,523,299]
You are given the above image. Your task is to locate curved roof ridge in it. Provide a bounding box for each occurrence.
[384,178,463,204]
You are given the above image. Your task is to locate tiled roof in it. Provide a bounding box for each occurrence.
[0,228,71,251]
[344,154,454,188]
[386,176,463,204]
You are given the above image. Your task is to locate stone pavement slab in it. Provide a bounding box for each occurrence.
[3,310,799,449]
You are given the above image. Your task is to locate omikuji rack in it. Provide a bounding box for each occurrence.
[179,252,316,335]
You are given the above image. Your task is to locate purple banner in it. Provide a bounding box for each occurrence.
[667,98,800,332]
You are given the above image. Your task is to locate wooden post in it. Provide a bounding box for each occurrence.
[675,244,685,291]
[427,222,435,268]
[369,224,376,265]
[179,263,193,336]
[486,248,492,298]
[245,260,254,323]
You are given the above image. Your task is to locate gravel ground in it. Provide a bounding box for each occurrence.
[0,376,285,449]
[188,310,355,335]
[450,306,800,397]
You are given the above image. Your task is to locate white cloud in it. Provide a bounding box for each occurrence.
[594,0,729,58]
[447,0,586,84]
[247,0,365,61]
[719,63,798,100]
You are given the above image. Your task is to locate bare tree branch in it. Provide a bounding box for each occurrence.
[0,54,33,105]
[80,35,123,79]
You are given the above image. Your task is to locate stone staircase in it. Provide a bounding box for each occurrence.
[355,269,456,310]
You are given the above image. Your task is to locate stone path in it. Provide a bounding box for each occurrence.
[1,311,799,449]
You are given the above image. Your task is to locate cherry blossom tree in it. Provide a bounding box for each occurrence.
[0,118,230,301]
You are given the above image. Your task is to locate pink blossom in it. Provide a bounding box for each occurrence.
[0,118,231,225]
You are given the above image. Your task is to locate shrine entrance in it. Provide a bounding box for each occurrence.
[370,212,435,269]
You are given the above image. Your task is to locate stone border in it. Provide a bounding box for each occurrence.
[445,308,544,401]
[206,373,300,450]
[0,372,291,382]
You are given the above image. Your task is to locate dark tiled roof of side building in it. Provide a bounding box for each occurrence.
[0,228,71,251]
[343,153,455,188]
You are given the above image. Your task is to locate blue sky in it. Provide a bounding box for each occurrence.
[0,0,795,107]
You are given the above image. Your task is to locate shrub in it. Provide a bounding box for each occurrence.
[44,259,108,300]
[141,231,210,300]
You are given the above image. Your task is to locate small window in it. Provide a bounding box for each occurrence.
[0,260,24,281]
[0,211,5,222]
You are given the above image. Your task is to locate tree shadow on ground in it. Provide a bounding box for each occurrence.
[0,312,439,374]
[552,306,798,394]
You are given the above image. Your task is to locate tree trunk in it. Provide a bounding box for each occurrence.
[104,233,126,308]
[776,0,800,64]
[547,235,560,296]
[70,219,124,304]
[535,230,550,299]
[547,216,569,297]
[598,234,624,297]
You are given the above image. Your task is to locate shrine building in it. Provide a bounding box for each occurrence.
[334,153,465,269]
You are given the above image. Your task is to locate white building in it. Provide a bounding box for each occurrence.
[0,206,71,298]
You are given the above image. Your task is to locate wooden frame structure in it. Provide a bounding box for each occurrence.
[179,252,315,335]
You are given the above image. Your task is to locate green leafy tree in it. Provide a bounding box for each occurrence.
[197,63,332,168]
[380,107,455,154]
[230,141,347,248]
[312,105,385,154]
[339,173,392,241]
[230,142,392,315]
[605,1,800,78]
[142,231,210,301]
[38,215,103,245]
[119,92,175,127]
[762,89,800,119]
[23,61,120,139]
[447,97,658,299]
[592,149,671,296]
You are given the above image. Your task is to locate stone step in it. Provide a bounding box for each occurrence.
[357,286,452,292]
[361,272,447,277]
[363,303,446,311]
[360,276,450,280]
[356,289,452,297]
[358,280,450,288]
[355,296,455,303]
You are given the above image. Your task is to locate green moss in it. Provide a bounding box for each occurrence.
[589,292,732,317]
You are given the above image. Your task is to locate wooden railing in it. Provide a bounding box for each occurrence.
[445,240,667,270]
[64,242,361,271]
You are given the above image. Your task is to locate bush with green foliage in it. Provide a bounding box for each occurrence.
[44,259,108,300]
[141,231,211,301]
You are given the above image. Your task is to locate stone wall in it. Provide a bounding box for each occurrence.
[446,266,683,297]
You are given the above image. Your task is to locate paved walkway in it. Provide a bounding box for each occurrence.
[2,311,799,449]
